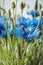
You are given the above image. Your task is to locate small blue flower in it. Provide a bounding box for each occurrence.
[17,17,31,28]
[2,15,6,24]
[16,27,24,38]
[17,17,26,25]
[28,26,35,34]
[31,29,40,39]
[23,18,31,28]
[26,29,40,41]
[2,31,7,38]
[31,18,38,27]
[27,10,40,17]
[24,26,35,34]
[0,21,7,39]
[0,14,3,23]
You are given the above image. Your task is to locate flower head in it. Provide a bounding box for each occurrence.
[16,27,24,38]
[17,17,31,28]
[38,4,42,10]
[0,21,7,39]
[2,31,7,38]
[20,2,26,10]
[25,29,41,41]
[12,2,15,9]
[27,10,40,17]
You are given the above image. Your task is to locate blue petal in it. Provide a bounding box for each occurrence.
[3,15,6,24]
[27,10,40,17]
[25,29,40,41]
[23,18,31,27]
[16,27,24,38]
[17,17,31,28]
[17,17,26,25]
[31,29,40,39]
[28,26,35,34]
[10,28,14,36]
[31,18,38,27]
[0,20,6,31]
[25,34,32,40]
[2,31,7,38]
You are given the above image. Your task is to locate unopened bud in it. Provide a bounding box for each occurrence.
[20,2,26,9]
[12,2,15,9]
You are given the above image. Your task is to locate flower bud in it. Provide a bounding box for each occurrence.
[34,4,38,10]
[20,2,26,9]
[42,11,43,16]
[38,4,42,9]
[12,2,15,9]
[8,9,11,17]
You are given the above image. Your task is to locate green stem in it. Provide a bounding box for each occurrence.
[0,7,7,15]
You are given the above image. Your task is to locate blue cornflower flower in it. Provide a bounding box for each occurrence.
[27,10,40,17]
[31,18,38,27]
[0,14,3,23]
[24,26,35,35]
[16,27,24,38]
[17,17,26,24]
[26,29,40,41]
[17,17,31,28]
[0,21,7,39]
[2,15,6,24]
[22,17,41,41]
[2,31,7,38]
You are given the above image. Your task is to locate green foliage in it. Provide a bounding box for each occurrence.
[0,30,43,65]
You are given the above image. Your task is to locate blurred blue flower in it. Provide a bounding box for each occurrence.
[3,15,6,24]
[17,17,31,28]
[27,10,40,17]
[31,18,38,27]
[17,16,40,40]
[0,14,3,23]
[24,26,35,34]
[0,21,7,39]
[16,27,24,38]
[2,31,7,38]
[26,29,40,41]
